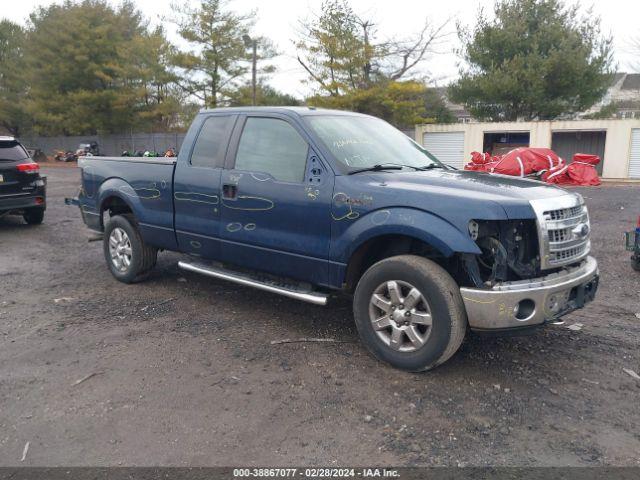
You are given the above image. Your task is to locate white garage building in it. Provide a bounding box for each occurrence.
[415,119,640,180]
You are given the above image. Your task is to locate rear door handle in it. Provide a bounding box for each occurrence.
[222,183,237,199]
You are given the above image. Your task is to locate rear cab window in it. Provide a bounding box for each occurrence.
[234,117,309,183]
[0,140,29,162]
[190,116,235,168]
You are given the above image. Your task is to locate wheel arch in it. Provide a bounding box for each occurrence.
[344,234,434,291]
[337,208,481,291]
[97,178,140,228]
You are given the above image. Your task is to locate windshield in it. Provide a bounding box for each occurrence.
[306,115,442,172]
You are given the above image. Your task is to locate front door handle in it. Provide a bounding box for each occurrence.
[222,183,237,199]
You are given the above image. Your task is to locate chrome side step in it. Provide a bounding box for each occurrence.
[177,261,328,306]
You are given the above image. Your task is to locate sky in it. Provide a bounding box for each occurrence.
[2,0,639,98]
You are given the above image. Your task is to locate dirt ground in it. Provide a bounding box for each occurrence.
[0,167,639,467]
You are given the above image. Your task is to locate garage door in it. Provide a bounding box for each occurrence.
[551,130,606,175]
[422,132,465,169]
[629,129,640,178]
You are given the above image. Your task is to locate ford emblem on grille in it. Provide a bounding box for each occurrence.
[573,223,590,238]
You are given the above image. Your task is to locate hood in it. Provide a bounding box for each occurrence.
[353,169,575,220]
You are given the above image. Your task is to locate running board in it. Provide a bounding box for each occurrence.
[177,261,328,306]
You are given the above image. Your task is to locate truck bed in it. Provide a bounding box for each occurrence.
[77,155,177,250]
[80,156,177,165]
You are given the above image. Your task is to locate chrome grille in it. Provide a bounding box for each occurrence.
[548,228,570,243]
[546,205,582,221]
[530,195,591,270]
[550,243,589,263]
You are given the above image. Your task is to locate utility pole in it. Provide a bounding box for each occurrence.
[243,34,258,106]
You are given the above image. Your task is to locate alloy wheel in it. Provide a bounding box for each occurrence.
[368,280,433,352]
[108,227,132,272]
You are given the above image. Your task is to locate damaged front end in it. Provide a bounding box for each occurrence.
[459,195,599,332]
[463,219,541,287]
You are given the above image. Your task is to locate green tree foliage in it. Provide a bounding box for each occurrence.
[25,0,182,135]
[296,0,449,95]
[128,26,184,131]
[1,0,289,136]
[295,0,366,95]
[229,83,300,107]
[171,0,276,107]
[583,101,619,120]
[449,0,614,121]
[297,0,452,126]
[309,80,436,128]
[0,20,29,136]
[423,88,457,124]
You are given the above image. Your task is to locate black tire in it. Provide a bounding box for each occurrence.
[23,208,45,225]
[353,255,467,372]
[103,214,157,283]
[632,256,640,272]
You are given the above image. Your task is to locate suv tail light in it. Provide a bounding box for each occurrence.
[17,163,39,173]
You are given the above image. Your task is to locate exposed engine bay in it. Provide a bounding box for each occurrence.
[464,219,541,287]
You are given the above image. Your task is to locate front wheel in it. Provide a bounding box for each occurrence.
[103,214,157,283]
[632,255,640,272]
[353,255,467,372]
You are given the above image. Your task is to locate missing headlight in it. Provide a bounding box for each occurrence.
[467,219,541,285]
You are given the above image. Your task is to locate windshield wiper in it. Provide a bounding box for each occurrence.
[348,163,434,175]
[348,164,404,175]
[420,163,445,170]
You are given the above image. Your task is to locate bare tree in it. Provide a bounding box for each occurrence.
[295,0,451,95]
[380,19,451,80]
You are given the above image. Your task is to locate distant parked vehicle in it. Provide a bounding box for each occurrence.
[76,141,100,157]
[0,136,46,224]
[625,217,640,271]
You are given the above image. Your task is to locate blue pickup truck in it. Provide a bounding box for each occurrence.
[70,107,598,371]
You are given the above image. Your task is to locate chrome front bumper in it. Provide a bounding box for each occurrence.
[460,256,599,331]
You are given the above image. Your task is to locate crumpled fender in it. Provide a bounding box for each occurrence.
[331,207,481,264]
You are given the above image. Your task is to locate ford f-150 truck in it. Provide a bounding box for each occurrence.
[69,107,598,371]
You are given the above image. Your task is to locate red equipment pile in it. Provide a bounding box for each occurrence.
[463,151,499,171]
[463,147,601,186]
[542,153,601,186]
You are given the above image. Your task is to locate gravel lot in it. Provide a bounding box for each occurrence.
[1,166,639,467]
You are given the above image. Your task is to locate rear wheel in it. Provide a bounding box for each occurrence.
[632,255,640,272]
[353,255,467,372]
[103,214,157,283]
[23,208,44,225]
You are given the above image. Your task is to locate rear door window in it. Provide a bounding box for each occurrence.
[0,141,29,162]
[190,116,234,168]
[234,117,309,183]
